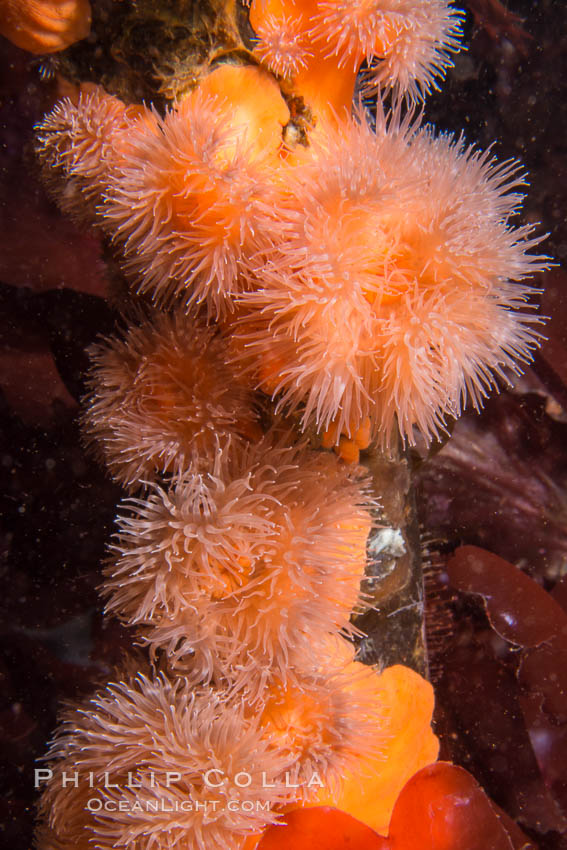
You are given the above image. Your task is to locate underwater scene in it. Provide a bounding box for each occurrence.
[1,1,567,848]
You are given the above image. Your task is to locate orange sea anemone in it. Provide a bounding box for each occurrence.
[312,663,439,835]
[248,0,462,118]
[35,66,290,316]
[81,311,261,490]
[35,671,294,850]
[103,438,373,691]
[313,0,463,102]
[251,12,314,79]
[35,84,155,225]
[257,636,391,795]
[100,70,289,316]
[232,110,548,448]
[0,0,91,54]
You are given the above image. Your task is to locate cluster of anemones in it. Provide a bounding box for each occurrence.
[31,0,548,847]
[83,309,376,691]
[37,305,438,850]
[247,0,463,115]
[35,0,547,454]
[36,660,437,849]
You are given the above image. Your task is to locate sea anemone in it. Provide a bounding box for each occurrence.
[232,110,548,449]
[35,671,294,850]
[312,663,439,835]
[35,84,154,225]
[248,0,358,120]
[312,0,463,102]
[100,67,289,316]
[248,0,463,118]
[257,636,391,794]
[0,0,91,54]
[251,13,313,79]
[34,66,290,316]
[103,437,373,692]
[192,64,291,162]
[82,311,261,490]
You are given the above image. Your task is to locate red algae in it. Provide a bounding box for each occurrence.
[257,763,529,850]
[439,546,567,836]
[447,545,567,646]
[255,807,388,850]
[387,762,517,850]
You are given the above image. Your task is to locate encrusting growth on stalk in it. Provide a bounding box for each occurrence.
[313,662,440,835]
[258,636,392,793]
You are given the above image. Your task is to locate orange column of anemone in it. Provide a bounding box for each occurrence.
[248,0,362,123]
[309,664,439,836]
[248,0,464,123]
[188,64,291,161]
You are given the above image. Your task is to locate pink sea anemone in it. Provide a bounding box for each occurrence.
[248,0,463,118]
[36,671,294,850]
[252,13,313,79]
[103,437,373,692]
[312,0,463,102]
[81,311,261,490]
[258,636,391,794]
[35,85,154,225]
[101,72,289,316]
[232,110,548,449]
[35,67,290,317]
